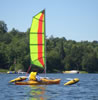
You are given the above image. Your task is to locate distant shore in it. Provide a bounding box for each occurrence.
[0,68,98,74]
[0,69,8,73]
[79,71,88,73]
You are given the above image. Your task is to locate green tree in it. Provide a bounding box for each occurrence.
[0,21,7,34]
[82,52,98,73]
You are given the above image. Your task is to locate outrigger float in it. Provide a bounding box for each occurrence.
[64,78,79,85]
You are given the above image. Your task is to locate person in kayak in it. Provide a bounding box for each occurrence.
[29,71,41,82]
[28,68,49,83]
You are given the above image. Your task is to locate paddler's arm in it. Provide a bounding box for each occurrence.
[36,75,47,84]
[36,75,41,81]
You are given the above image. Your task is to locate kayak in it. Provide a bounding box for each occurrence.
[15,78,61,85]
[64,78,79,85]
[9,76,61,85]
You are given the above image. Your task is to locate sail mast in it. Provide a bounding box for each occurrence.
[44,9,47,76]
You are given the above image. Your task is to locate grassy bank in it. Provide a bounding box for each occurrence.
[79,71,88,73]
[0,69,8,73]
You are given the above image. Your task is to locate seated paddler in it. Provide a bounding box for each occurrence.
[28,68,41,82]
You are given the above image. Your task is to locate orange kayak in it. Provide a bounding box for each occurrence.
[15,78,61,85]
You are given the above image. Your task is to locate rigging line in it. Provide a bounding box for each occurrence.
[26,65,32,76]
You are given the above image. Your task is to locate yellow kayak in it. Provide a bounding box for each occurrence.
[15,78,61,85]
[64,78,79,85]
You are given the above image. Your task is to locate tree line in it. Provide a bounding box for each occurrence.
[0,20,98,73]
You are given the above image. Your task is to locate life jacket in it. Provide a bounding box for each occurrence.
[29,72,37,81]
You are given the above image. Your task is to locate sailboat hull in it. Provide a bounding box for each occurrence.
[15,78,61,85]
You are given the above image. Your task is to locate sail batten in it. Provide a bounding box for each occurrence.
[30,10,45,69]
[30,32,44,34]
[30,44,44,45]
[33,17,44,22]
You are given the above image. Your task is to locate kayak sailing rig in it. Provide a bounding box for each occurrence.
[9,10,61,85]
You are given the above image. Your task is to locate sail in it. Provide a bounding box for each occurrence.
[30,10,45,69]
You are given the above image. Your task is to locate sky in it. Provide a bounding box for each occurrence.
[0,0,98,41]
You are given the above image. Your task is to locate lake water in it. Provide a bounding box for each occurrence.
[0,73,98,100]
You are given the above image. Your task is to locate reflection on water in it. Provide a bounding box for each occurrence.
[27,85,47,100]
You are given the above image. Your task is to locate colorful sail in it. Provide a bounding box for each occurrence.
[30,10,45,69]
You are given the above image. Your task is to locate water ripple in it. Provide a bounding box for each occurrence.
[0,73,98,100]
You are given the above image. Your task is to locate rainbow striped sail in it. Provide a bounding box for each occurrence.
[30,10,46,69]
